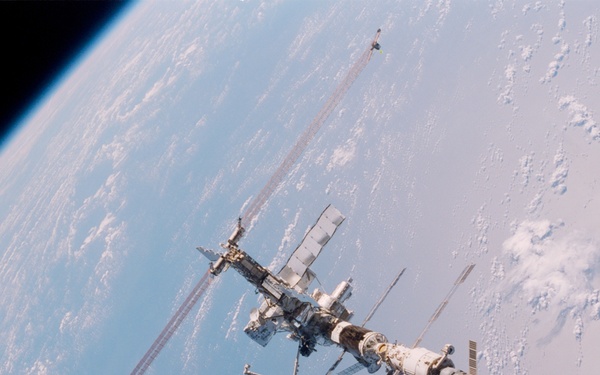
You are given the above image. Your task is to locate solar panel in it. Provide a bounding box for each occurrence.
[278,205,345,292]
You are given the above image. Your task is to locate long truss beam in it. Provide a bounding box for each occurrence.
[242,30,381,227]
[131,269,213,375]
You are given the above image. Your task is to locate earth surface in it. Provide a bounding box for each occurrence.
[1,1,600,374]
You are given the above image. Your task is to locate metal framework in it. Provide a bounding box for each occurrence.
[242,30,381,226]
[131,29,382,375]
[131,269,213,375]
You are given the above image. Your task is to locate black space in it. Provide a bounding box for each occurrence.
[0,1,131,147]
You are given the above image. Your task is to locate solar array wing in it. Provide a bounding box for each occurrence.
[469,340,477,375]
[278,204,345,292]
[412,263,475,348]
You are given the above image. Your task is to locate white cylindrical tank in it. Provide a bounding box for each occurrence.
[330,279,353,303]
[377,343,458,375]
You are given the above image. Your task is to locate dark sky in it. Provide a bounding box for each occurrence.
[0,1,131,147]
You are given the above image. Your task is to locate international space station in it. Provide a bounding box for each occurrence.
[198,205,475,375]
[131,29,477,375]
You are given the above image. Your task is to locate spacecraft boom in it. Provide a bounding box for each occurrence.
[131,28,382,375]
[241,27,382,228]
[130,269,213,375]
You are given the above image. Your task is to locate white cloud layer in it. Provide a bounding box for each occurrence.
[501,219,600,326]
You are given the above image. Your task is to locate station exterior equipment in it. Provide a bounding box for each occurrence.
[131,29,476,375]
[131,28,382,375]
[199,205,472,375]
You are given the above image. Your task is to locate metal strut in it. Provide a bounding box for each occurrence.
[131,269,213,375]
[412,263,475,348]
[361,268,406,327]
[241,29,382,228]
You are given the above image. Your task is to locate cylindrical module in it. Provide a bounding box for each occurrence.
[314,314,467,375]
[376,343,466,375]
[328,321,387,373]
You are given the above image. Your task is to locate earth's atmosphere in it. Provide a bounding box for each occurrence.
[1,1,599,374]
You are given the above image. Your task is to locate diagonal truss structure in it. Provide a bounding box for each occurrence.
[242,29,381,227]
[131,269,213,375]
[131,29,382,375]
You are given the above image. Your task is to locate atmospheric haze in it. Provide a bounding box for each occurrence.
[1,1,599,375]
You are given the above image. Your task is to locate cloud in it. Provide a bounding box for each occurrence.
[558,96,599,141]
[501,220,600,329]
[327,139,357,171]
